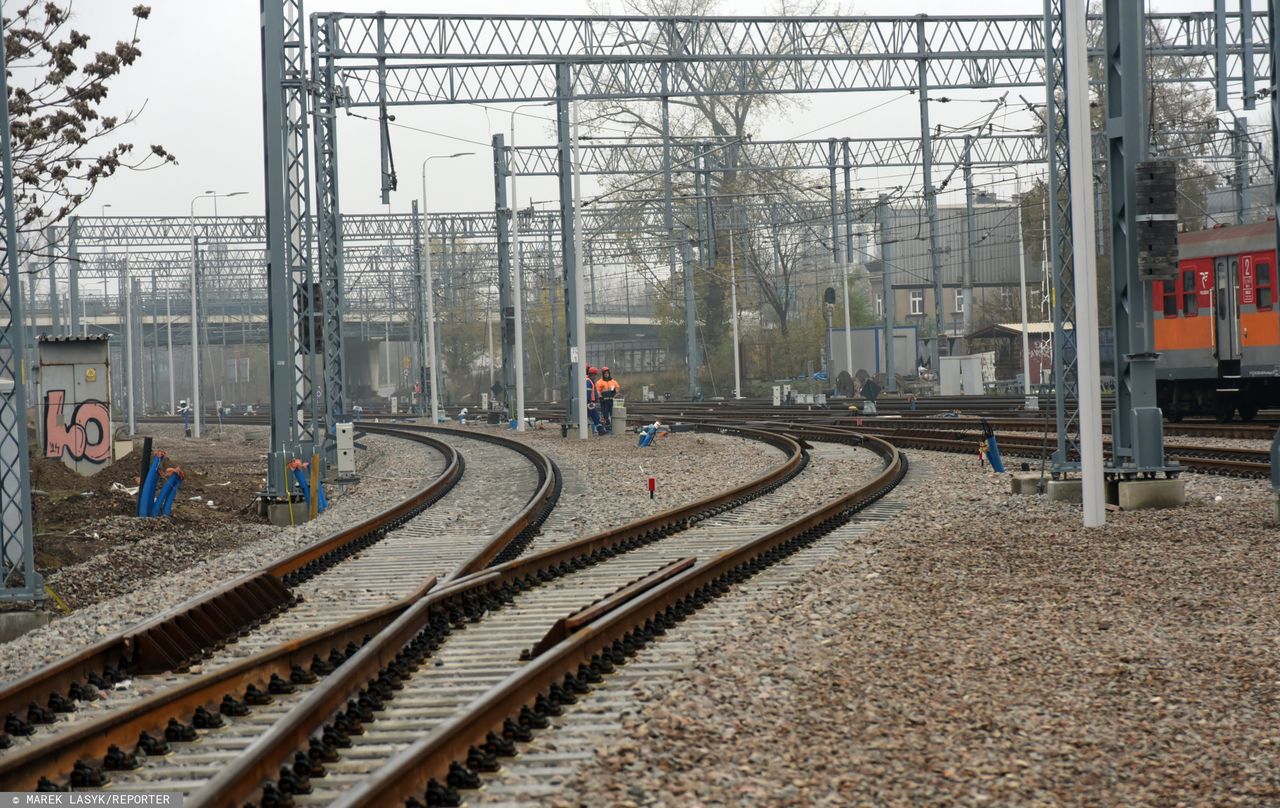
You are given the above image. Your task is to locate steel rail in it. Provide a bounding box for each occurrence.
[186,424,804,808]
[0,428,460,739]
[0,424,561,787]
[331,432,905,808]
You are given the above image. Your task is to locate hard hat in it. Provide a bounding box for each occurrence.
[586,366,598,375]
[602,366,610,373]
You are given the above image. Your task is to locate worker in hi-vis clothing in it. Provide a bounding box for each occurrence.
[585,366,602,435]
[595,366,620,434]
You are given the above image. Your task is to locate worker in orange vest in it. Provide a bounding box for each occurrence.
[595,366,620,434]
[585,366,602,435]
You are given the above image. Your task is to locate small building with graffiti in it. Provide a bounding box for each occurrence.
[36,335,114,476]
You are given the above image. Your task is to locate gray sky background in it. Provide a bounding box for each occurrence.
[68,1,1262,223]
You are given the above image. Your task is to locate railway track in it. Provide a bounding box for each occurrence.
[0,423,561,792]
[0,421,898,804]
[627,403,1279,441]
[626,407,1273,479]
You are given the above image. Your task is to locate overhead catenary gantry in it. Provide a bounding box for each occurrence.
[258,4,1273,481]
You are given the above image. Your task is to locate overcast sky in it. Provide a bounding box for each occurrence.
[69,1,1262,223]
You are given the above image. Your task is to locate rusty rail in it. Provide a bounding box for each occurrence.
[0,428,461,737]
[331,433,905,807]
[524,557,697,659]
[0,424,559,777]
[186,425,804,808]
[0,575,437,793]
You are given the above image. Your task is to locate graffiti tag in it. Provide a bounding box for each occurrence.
[44,389,112,464]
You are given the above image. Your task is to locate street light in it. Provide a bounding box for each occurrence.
[421,153,474,425]
[185,190,245,437]
[190,190,248,217]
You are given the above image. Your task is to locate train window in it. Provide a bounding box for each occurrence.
[1182,269,1198,315]
[1162,280,1178,317]
[1258,262,1273,310]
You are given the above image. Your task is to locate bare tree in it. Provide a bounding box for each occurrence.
[4,2,176,239]
[582,0,858,344]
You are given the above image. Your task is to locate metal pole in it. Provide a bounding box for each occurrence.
[571,92,588,438]
[729,229,742,399]
[685,158,701,399]
[166,292,175,413]
[0,11,39,597]
[1016,178,1033,396]
[412,200,427,414]
[1067,0,1105,525]
[681,228,697,399]
[661,67,678,310]
[422,201,440,424]
[67,218,79,336]
[555,64,581,428]
[918,18,946,374]
[1044,0,1080,474]
[1106,0,1164,476]
[548,224,560,401]
[511,198,527,431]
[259,0,309,496]
[190,237,201,438]
[1234,115,1248,224]
[878,194,897,393]
[48,232,61,336]
[962,136,977,346]
[125,275,136,435]
[149,270,158,414]
[493,134,514,406]
[828,138,841,269]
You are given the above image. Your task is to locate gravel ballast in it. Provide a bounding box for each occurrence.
[492,425,785,552]
[564,450,1280,807]
[0,430,441,680]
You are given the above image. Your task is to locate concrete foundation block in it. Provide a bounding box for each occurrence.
[1117,478,1186,510]
[267,502,312,527]
[1010,472,1043,495]
[1046,479,1082,503]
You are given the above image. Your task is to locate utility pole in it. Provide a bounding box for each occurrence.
[1016,178,1033,397]
[166,292,175,414]
[492,134,515,407]
[729,228,742,399]
[412,200,427,415]
[682,228,698,399]
[878,193,897,393]
[962,135,977,349]
[190,237,202,438]
[1104,0,1167,481]
[1234,115,1249,224]
[918,18,946,375]
[548,224,560,401]
[1066,0,1105,525]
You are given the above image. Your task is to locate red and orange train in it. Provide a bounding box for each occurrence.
[1155,220,1280,421]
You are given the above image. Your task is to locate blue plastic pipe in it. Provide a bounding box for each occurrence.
[161,477,183,516]
[156,474,183,516]
[138,456,163,517]
[986,435,1006,473]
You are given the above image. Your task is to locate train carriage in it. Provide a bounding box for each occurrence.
[1156,220,1280,421]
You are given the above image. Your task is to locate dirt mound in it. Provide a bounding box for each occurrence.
[31,426,271,579]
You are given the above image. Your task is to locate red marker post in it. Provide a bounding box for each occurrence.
[648,477,656,499]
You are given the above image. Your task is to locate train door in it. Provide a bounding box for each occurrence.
[1214,256,1241,365]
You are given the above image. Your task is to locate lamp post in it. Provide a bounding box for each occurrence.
[420,153,474,424]
[187,190,247,436]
